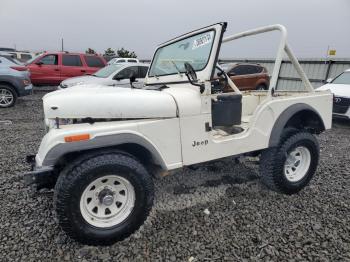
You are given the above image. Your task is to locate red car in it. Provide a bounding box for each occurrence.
[26,52,106,86]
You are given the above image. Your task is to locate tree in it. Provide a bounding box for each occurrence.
[104,48,116,57]
[116,48,137,58]
[85,48,96,54]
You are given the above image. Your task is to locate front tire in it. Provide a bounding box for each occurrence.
[54,151,154,245]
[260,131,319,194]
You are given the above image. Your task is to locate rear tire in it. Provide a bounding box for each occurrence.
[0,85,17,108]
[256,84,267,91]
[260,130,319,194]
[54,150,154,245]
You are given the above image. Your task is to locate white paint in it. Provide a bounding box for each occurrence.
[43,85,177,119]
[34,23,333,172]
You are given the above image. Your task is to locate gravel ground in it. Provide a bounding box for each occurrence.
[0,91,349,262]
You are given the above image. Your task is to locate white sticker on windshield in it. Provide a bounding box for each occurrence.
[192,32,213,50]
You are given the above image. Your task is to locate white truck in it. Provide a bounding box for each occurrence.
[24,23,332,245]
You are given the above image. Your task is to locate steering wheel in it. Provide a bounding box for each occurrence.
[211,65,229,93]
[216,65,228,84]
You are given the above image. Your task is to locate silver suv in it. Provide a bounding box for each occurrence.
[0,56,32,107]
[59,62,149,89]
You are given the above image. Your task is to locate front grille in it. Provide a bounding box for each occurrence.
[333,96,350,114]
[333,104,349,114]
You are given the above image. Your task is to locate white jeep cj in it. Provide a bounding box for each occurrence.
[25,23,332,245]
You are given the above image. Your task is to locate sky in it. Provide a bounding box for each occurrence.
[1,0,350,59]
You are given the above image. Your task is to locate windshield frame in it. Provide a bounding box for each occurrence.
[148,28,217,78]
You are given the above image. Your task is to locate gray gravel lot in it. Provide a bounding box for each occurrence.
[0,91,350,261]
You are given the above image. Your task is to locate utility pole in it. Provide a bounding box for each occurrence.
[61,38,64,52]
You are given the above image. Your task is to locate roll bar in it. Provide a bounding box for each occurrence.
[222,24,314,96]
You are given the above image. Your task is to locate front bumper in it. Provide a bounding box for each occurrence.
[18,83,33,97]
[23,155,56,190]
[333,113,350,120]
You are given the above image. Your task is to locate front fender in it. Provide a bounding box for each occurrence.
[36,123,169,170]
[45,132,167,169]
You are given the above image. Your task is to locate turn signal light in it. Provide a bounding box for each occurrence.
[64,134,90,142]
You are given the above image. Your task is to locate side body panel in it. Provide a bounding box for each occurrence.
[60,54,86,80]
[36,119,182,170]
[178,91,332,166]
[27,53,61,85]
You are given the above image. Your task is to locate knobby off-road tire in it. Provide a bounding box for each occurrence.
[0,85,17,108]
[54,150,154,245]
[260,130,320,194]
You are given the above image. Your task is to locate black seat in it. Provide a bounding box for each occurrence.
[212,93,242,127]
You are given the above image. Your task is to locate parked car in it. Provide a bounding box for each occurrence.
[107,58,139,65]
[26,52,107,86]
[6,51,36,62]
[59,63,149,89]
[317,69,350,119]
[0,56,32,107]
[219,63,270,91]
[0,47,15,52]
[0,52,24,65]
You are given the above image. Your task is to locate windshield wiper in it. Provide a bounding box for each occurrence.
[169,60,182,76]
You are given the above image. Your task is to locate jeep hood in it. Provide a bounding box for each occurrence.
[317,84,350,98]
[43,85,177,119]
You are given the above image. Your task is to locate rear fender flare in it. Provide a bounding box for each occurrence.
[268,103,325,147]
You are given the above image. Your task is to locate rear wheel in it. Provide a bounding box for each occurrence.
[0,85,17,108]
[260,130,319,194]
[256,84,267,91]
[54,151,154,245]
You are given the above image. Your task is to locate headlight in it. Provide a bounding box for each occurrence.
[45,118,74,129]
[44,118,56,132]
[58,118,74,125]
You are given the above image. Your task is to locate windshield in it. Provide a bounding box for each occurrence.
[93,64,123,78]
[149,30,215,77]
[25,53,41,65]
[332,72,350,85]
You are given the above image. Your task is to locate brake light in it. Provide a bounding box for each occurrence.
[64,134,90,142]
[10,66,28,72]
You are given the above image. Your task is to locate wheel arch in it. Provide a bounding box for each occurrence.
[0,81,19,96]
[269,103,326,147]
[43,133,168,171]
[255,79,268,89]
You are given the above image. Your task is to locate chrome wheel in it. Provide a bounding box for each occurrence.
[80,175,135,228]
[284,146,311,182]
[0,88,14,107]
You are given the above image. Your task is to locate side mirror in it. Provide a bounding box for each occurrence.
[35,61,43,66]
[184,62,205,93]
[326,78,332,83]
